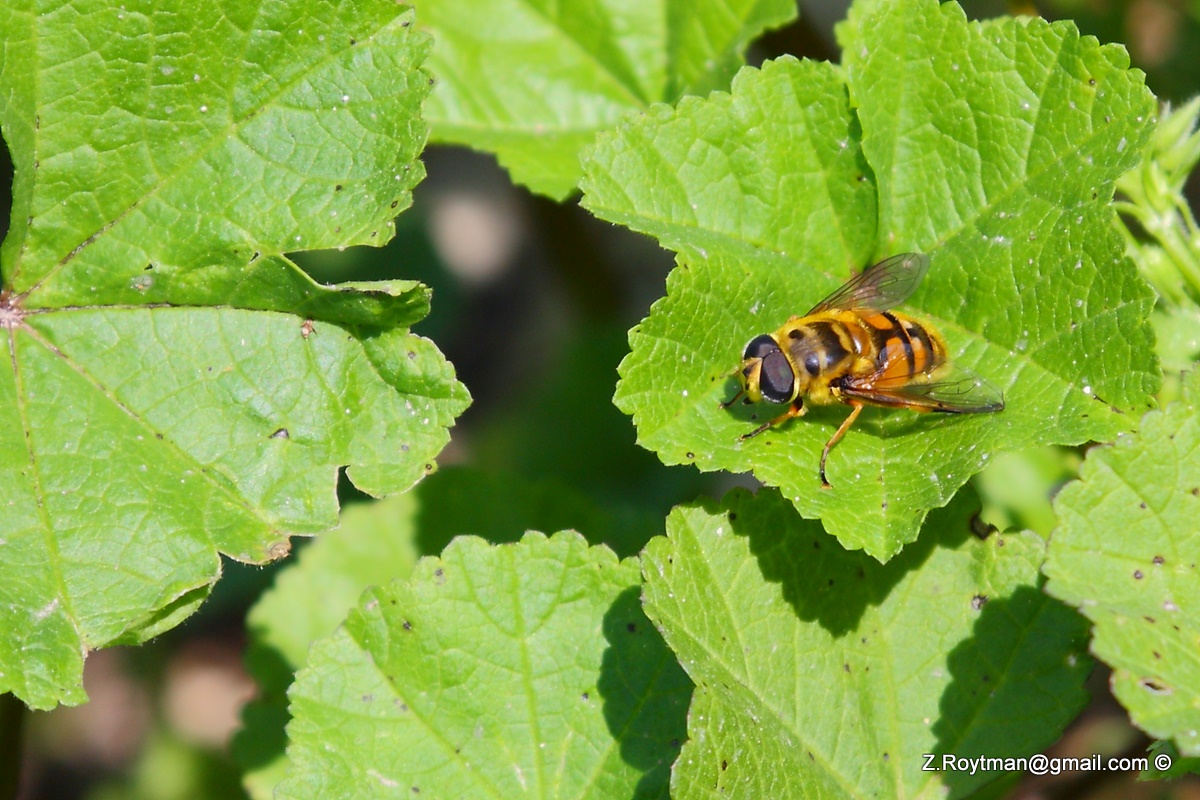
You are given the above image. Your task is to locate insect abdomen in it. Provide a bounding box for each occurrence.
[859,311,947,382]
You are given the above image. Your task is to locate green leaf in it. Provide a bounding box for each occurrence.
[235,493,423,799]
[0,1,470,710]
[586,0,1159,560]
[235,468,653,799]
[643,488,1091,799]
[1044,369,1200,757]
[277,532,691,799]
[418,0,798,198]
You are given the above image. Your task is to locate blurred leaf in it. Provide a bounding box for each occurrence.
[643,488,1091,800]
[418,0,798,198]
[0,0,469,709]
[1115,97,1200,306]
[86,732,248,800]
[277,532,691,799]
[1142,740,1200,779]
[587,0,1159,560]
[1044,369,1200,757]
[474,321,710,525]
[414,465,659,559]
[973,446,1080,537]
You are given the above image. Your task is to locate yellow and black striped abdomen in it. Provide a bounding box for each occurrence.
[857,311,948,384]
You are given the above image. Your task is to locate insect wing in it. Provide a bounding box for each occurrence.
[808,253,931,315]
[842,365,1005,414]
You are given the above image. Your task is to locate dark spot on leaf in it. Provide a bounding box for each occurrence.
[1089,77,1096,85]
[721,760,728,771]
[1141,679,1169,694]
[269,428,289,440]
[1153,651,1162,660]
[881,501,888,511]
[402,620,412,630]
[412,787,419,794]
[1105,115,1111,123]
[970,513,996,540]
[407,351,417,359]
[335,184,343,192]
[971,594,987,610]
[144,263,153,270]
[882,753,890,762]
[401,19,410,27]
[424,463,434,471]
[1191,488,1199,496]
[1134,570,1143,579]
[686,452,694,459]
[155,433,163,440]
[1145,615,1156,623]
[582,692,589,701]
[812,540,819,549]
[1153,556,1164,565]
[981,674,990,683]
[627,622,637,633]
[391,200,399,208]
[843,663,850,673]
[670,739,680,748]
[1140,502,1147,510]
[349,37,357,44]
[361,694,373,703]
[808,752,815,761]
[401,443,409,451]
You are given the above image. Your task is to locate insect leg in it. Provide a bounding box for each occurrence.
[819,401,864,489]
[720,389,745,409]
[739,399,805,440]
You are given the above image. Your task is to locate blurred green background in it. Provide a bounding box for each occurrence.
[3,0,1198,797]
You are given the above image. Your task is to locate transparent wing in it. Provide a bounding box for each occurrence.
[808,253,931,315]
[841,364,1005,414]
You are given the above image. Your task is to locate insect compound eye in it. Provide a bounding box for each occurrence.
[758,351,796,403]
[742,334,779,361]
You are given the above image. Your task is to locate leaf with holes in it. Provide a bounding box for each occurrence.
[0,0,469,709]
[418,0,797,198]
[585,0,1158,560]
[1044,369,1200,757]
[277,531,691,799]
[643,488,1091,799]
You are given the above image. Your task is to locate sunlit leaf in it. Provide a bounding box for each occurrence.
[0,0,469,709]
[644,488,1091,799]
[1045,369,1200,757]
[278,532,691,799]
[587,0,1158,560]
[418,0,797,198]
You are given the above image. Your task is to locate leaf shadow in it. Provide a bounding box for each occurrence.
[931,584,1091,798]
[597,586,693,800]
[730,486,975,637]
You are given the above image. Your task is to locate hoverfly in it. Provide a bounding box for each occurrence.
[722,253,1004,487]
